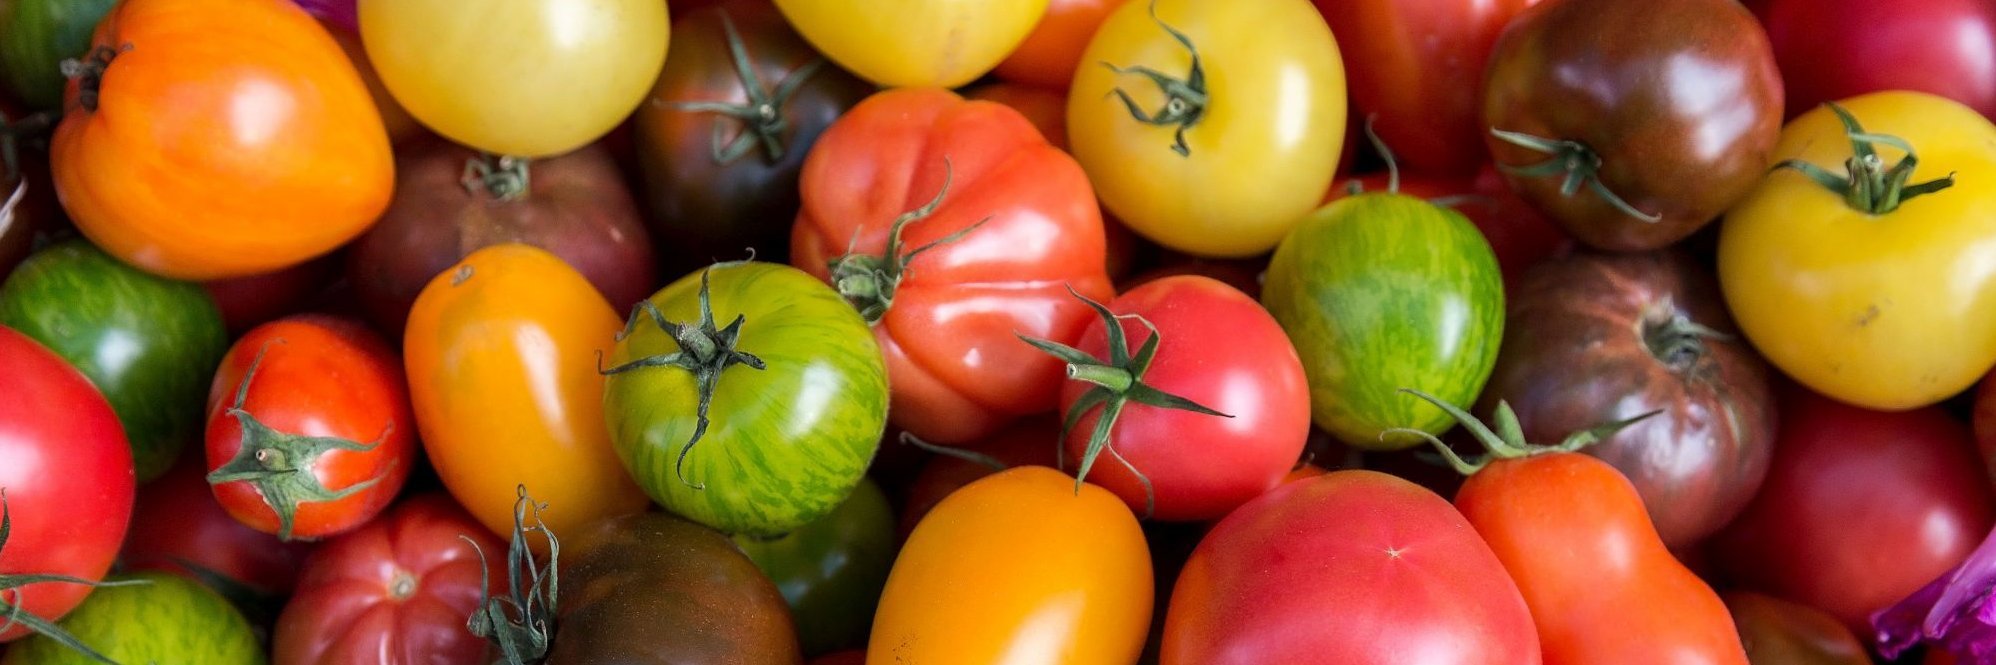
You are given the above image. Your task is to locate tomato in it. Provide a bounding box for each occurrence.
[403,244,651,545]
[810,652,864,665]
[1719,92,1996,411]
[1068,0,1345,258]
[122,453,313,598]
[1478,250,1775,551]
[1261,193,1504,451]
[0,0,117,110]
[293,0,356,32]
[272,494,506,665]
[1313,0,1538,176]
[1329,166,1572,283]
[0,326,132,644]
[1761,0,1996,120]
[0,239,227,482]
[1119,255,1264,299]
[1724,592,1870,665]
[1975,371,1996,485]
[633,1,871,277]
[791,87,1112,445]
[1482,0,1783,252]
[1714,388,1995,637]
[2,572,260,665]
[357,0,667,158]
[603,261,887,536]
[348,137,657,334]
[0,101,59,279]
[204,315,414,541]
[993,0,1116,90]
[201,255,342,337]
[734,478,896,656]
[895,416,1062,541]
[321,21,420,145]
[52,0,393,280]
[871,466,1151,665]
[774,0,1046,88]
[962,82,1068,150]
[1161,470,1538,664]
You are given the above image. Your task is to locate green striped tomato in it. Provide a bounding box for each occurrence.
[602,261,889,536]
[1,572,262,665]
[1261,192,1504,451]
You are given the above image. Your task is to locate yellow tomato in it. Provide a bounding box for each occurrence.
[773,0,1048,88]
[403,244,651,545]
[869,466,1152,665]
[357,0,669,157]
[1067,0,1345,258]
[1720,91,1996,410]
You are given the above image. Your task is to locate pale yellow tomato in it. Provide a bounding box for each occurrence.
[774,0,1048,88]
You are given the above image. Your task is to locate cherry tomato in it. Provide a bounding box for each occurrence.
[993,0,1117,90]
[774,0,1048,88]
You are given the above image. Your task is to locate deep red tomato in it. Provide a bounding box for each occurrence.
[1967,367,1996,490]
[1715,388,1996,637]
[791,87,1112,445]
[809,652,865,665]
[201,254,343,336]
[205,315,415,542]
[1760,0,1996,120]
[991,0,1117,89]
[271,494,506,665]
[895,415,1062,541]
[0,325,134,643]
[1328,167,1572,282]
[123,453,315,597]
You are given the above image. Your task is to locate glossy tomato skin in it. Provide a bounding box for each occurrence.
[871,466,1151,665]
[1069,0,1346,258]
[1714,390,1996,637]
[1723,592,1870,665]
[2,572,261,665]
[992,0,1116,89]
[1483,0,1782,252]
[348,137,657,334]
[604,261,887,537]
[894,415,1062,541]
[272,494,506,665]
[122,453,313,597]
[0,0,117,109]
[404,244,651,546]
[734,478,896,656]
[774,0,1046,88]
[1329,168,1573,283]
[1720,92,1996,411]
[549,511,802,664]
[0,114,57,279]
[791,87,1112,445]
[0,239,227,482]
[204,315,415,541]
[1313,0,1537,176]
[53,0,393,280]
[1761,0,1996,120]
[1163,470,1538,664]
[0,326,132,643]
[1478,251,1775,550]
[635,1,870,276]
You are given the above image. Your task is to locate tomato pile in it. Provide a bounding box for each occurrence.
[2,0,1996,663]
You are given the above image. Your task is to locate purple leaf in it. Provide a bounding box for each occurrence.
[1874,527,1996,661]
[291,0,358,33]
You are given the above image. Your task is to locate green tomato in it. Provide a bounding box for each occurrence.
[733,477,896,656]
[0,240,227,481]
[1260,192,1504,451]
[603,260,888,536]
[0,0,118,110]
[2,572,263,665]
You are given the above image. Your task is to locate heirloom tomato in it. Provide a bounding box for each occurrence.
[0,0,116,110]
[792,87,1112,445]
[1068,0,1345,257]
[963,83,1068,150]
[774,0,1046,88]
[0,101,58,279]
[52,0,393,280]
[123,454,313,599]
[1328,166,1572,282]
[1723,592,1871,665]
[1760,0,1996,120]
[734,478,895,656]
[2,572,261,665]
[993,0,1117,90]
[201,255,342,337]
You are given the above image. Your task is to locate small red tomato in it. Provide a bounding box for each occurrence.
[123,453,315,596]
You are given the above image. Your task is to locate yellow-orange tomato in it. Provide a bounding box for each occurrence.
[993,0,1118,90]
[403,244,650,545]
[774,0,1048,88]
[869,466,1152,665]
[51,0,393,280]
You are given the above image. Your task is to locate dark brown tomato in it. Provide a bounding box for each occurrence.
[0,100,58,278]
[201,253,342,336]
[1723,591,1870,665]
[346,137,657,334]
[1478,250,1774,550]
[1482,0,1783,252]
[549,511,802,664]
[632,0,871,276]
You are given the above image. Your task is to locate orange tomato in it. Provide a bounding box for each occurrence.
[994,0,1118,89]
[50,0,393,280]
[963,82,1069,149]
[402,244,650,546]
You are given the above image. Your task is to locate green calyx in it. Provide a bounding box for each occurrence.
[600,264,767,490]
[1489,128,1660,223]
[205,341,397,542]
[1102,0,1207,157]
[467,486,560,665]
[661,10,825,165]
[1342,115,1404,197]
[1774,102,1955,215]
[826,159,988,324]
[57,44,125,114]
[1387,388,1660,476]
[461,154,532,202]
[0,490,150,665]
[898,432,1007,471]
[1017,286,1233,518]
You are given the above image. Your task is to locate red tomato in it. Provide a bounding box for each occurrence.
[992,0,1117,89]
[962,82,1068,149]
[0,326,134,643]
[1969,369,1996,486]
[809,651,866,665]
[791,87,1113,445]
[272,494,506,665]
[1328,167,1572,282]
[895,416,1063,541]
[1119,254,1265,299]
[1760,0,1996,119]
[201,254,343,336]
[1715,388,1996,637]
[1162,470,1539,663]
[205,315,415,541]
[122,453,315,596]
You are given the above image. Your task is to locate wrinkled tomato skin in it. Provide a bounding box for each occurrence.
[1760,0,1996,120]
[122,453,314,596]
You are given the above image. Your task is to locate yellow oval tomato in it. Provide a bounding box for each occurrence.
[773,0,1048,88]
[357,0,669,158]
[403,244,651,544]
[1720,91,1996,410]
[868,466,1152,665]
[1067,0,1345,258]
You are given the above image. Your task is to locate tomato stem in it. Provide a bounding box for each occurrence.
[657,9,827,165]
[0,491,150,665]
[0,111,57,182]
[1489,128,1661,223]
[466,485,559,665]
[1100,0,1207,157]
[1390,388,1660,477]
[1773,102,1955,215]
[898,432,1008,471]
[827,159,989,324]
[1639,298,1730,374]
[461,154,532,201]
[58,45,127,114]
